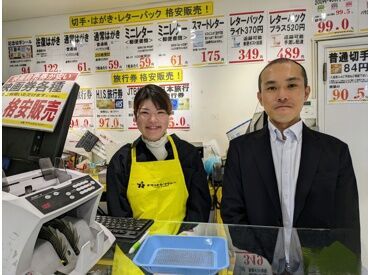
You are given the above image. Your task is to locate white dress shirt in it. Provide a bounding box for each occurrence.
[268,119,303,263]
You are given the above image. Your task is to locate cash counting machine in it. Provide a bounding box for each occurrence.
[2,73,115,274]
[3,168,115,275]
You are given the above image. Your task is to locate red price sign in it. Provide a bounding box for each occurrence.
[77,62,90,72]
[70,118,92,129]
[332,88,349,101]
[277,47,301,59]
[44,64,59,72]
[98,117,121,129]
[168,116,188,128]
[238,49,260,61]
[317,18,349,33]
[139,57,152,69]
[108,60,120,70]
[201,50,221,63]
[21,66,31,74]
[170,55,183,66]
[354,88,365,100]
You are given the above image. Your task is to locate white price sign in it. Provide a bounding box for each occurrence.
[191,16,227,66]
[267,9,307,61]
[327,47,368,104]
[228,11,266,63]
[93,28,123,72]
[313,0,357,35]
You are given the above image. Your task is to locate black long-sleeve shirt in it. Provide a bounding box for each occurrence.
[106,134,211,223]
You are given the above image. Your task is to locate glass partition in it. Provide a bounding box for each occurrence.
[89,221,362,274]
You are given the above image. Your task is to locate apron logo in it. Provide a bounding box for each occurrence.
[136,181,176,189]
[137,181,145,188]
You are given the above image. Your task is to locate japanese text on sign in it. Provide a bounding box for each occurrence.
[228,11,266,63]
[157,20,191,68]
[268,9,307,61]
[8,37,33,76]
[70,2,213,28]
[112,69,183,84]
[2,72,77,132]
[327,47,368,104]
[191,16,227,66]
[313,0,357,35]
[95,87,124,130]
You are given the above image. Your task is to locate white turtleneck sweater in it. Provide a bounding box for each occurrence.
[141,134,168,160]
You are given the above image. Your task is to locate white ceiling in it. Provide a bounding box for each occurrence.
[2,0,172,22]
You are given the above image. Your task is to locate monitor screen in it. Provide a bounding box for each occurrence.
[2,83,80,176]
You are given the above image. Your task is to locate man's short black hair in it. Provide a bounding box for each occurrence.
[258,58,308,92]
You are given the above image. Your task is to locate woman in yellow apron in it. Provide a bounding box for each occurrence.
[106,84,211,234]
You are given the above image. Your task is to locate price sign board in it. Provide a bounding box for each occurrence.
[93,28,123,72]
[70,88,95,129]
[123,23,156,70]
[34,33,64,73]
[228,11,266,63]
[157,20,191,68]
[326,47,368,104]
[7,37,34,76]
[95,87,125,130]
[62,31,93,74]
[267,9,307,61]
[191,16,227,66]
[313,0,357,35]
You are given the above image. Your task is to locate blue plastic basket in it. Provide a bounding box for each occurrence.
[133,235,229,275]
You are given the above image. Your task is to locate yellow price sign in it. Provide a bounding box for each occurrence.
[112,69,183,84]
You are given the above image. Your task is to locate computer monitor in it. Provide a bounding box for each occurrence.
[2,83,80,176]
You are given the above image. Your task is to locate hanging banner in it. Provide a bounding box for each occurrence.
[7,36,33,76]
[157,20,192,68]
[326,47,368,104]
[112,69,183,84]
[62,31,94,74]
[70,88,95,129]
[313,0,357,35]
[93,27,124,72]
[267,9,307,62]
[2,72,79,132]
[123,23,157,70]
[191,16,227,66]
[95,87,125,130]
[69,2,213,28]
[34,33,64,73]
[125,83,191,130]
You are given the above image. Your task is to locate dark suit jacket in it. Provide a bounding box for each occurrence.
[221,123,361,256]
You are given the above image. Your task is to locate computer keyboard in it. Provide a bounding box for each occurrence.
[96,215,154,241]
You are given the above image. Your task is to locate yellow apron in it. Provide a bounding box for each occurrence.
[127,135,188,234]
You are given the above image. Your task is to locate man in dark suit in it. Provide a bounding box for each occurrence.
[221,58,360,265]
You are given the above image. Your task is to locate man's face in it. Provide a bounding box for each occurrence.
[257,61,310,131]
[134,99,169,141]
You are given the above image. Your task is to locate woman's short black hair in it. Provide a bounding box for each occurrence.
[134,84,172,117]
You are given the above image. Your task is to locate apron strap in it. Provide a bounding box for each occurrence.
[167,135,179,160]
[131,135,179,162]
